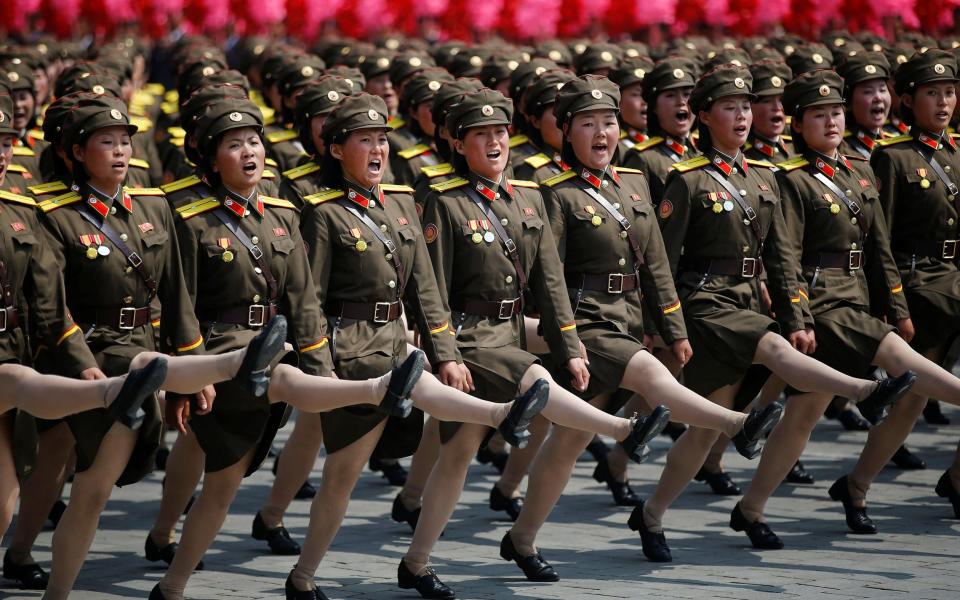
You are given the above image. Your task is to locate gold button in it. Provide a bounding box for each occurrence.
[110,206,117,215]
[845,189,852,195]
[251,236,259,244]
[255,267,262,274]
[613,203,621,210]
[380,224,388,232]
[949,218,956,226]
[743,245,751,253]
[939,144,944,150]
[851,217,858,225]
[495,193,501,199]
[388,280,396,288]
[739,189,747,196]
[619,231,628,239]
[123,296,133,304]
[501,218,509,226]
[851,243,858,250]
[947,166,953,173]
[253,294,261,302]
[505,275,513,283]
[602,180,609,188]
[385,253,393,260]
[244,210,250,216]
[125,266,133,274]
[618,258,626,266]
[120,233,128,242]
[731,168,738,176]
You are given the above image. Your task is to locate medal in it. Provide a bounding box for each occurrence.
[471,232,482,244]
[98,245,111,256]
[356,239,368,252]
[830,203,841,214]
[712,202,723,213]
[222,250,234,263]
[86,246,98,260]
[483,231,495,243]
[591,215,602,227]
[723,200,734,212]
[921,178,931,189]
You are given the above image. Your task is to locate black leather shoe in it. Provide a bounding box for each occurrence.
[397,560,456,599]
[252,512,301,555]
[236,315,288,397]
[936,471,960,519]
[890,445,926,470]
[392,493,421,532]
[295,480,318,499]
[155,446,170,471]
[109,356,167,429]
[489,485,524,521]
[729,503,783,549]
[785,461,815,485]
[694,468,741,495]
[856,371,918,425]
[370,457,408,486]
[592,461,641,506]
[828,476,877,534]
[499,379,550,448]
[499,531,559,582]
[145,534,204,570]
[285,571,329,599]
[924,400,951,425]
[627,502,671,562]
[47,499,66,528]
[732,402,783,459]
[475,447,509,472]
[586,437,610,462]
[3,551,48,590]
[837,409,871,431]
[380,351,425,418]
[148,584,167,600]
[621,405,670,463]
[663,421,687,442]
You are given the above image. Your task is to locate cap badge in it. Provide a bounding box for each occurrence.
[481,104,495,116]
[229,111,243,122]
[535,66,547,75]
[110,109,123,120]
[734,77,745,89]
[202,66,216,77]
[508,60,519,70]
[377,57,390,68]
[819,85,831,97]
[812,53,824,64]
[935,63,947,74]
[6,72,18,82]
[470,56,483,67]
[368,109,380,121]
[635,68,646,78]
[301,66,314,77]
[0,113,5,123]
[428,80,441,91]
[93,85,105,95]
[549,50,562,61]
[673,68,685,79]
[771,76,782,87]
[865,65,877,74]
[409,57,422,67]
[327,90,340,102]
[591,89,603,99]
[601,51,613,62]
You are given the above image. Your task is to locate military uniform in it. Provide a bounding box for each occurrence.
[512,69,578,184]
[837,53,895,160]
[388,69,454,187]
[609,57,656,164]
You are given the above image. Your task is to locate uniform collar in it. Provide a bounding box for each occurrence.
[344,179,383,209]
[622,128,647,143]
[913,127,957,153]
[707,148,747,177]
[850,124,882,151]
[664,135,688,157]
[888,116,910,134]
[748,133,788,158]
[805,150,852,179]
[545,146,570,171]
[78,182,132,218]
[219,184,263,218]
[469,172,513,201]
[575,162,620,190]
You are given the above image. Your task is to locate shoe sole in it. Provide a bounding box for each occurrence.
[242,316,288,398]
[622,405,671,462]
[111,358,168,428]
[501,379,550,448]
[383,351,425,417]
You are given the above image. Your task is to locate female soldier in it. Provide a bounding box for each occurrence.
[501,75,783,582]
[514,69,579,184]
[744,61,795,163]
[629,65,917,563]
[396,88,670,599]
[286,93,549,599]
[609,56,655,162]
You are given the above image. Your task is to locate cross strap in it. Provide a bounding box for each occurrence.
[811,171,870,239]
[74,204,159,302]
[914,145,960,219]
[337,199,405,298]
[578,182,646,271]
[212,208,279,303]
[465,187,528,300]
[703,165,765,258]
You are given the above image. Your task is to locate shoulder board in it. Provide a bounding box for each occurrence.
[745,158,776,169]
[508,179,539,189]
[421,163,454,178]
[672,156,710,173]
[262,106,276,126]
[161,102,178,115]
[508,134,530,149]
[776,157,809,172]
[144,83,166,96]
[128,157,151,169]
[843,154,868,162]
[781,134,793,141]
[614,166,643,175]
[619,130,628,140]
[430,177,469,192]
[28,129,44,141]
[632,136,664,152]
[265,157,279,168]
[167,126,187,138]
[303,190,345,205]
[176,197,219,220]
[7,163,28,174]
[397,144,431,160]
[542,170,577,187]
[125,187,164,196]
[523,153,551,169]
[28,180,67,195]
[261,196,297,210]
[38,192,82,213]
[743,142,753,151]
[380,183,415,193]
[387,116,406,129]
[267,129,298,144]
[0,189,36,206]
[12,146,35,157]
[283,162,321,180]
[160,175,202,194]
[843,129,853,138]
[951,133,960,140]
[262,169,276,179]
[163,90,179,104]
[170,137,185,147]
[878,135,911,147]
[130,116,153,132]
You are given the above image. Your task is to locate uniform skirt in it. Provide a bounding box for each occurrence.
[903,262,960,355]
[804,305,894,381]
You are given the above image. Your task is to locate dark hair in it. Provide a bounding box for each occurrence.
[433,129,452,162]
[451,144,469,177]
[695,121,714,153]
[319,150,344,187]
[898,97,916,127]
[522,105,551,149]
[789,106,811,155]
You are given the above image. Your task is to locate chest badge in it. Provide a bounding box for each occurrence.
[10,222,25,232]
[917,168,931,189]
[217,238,234,262]
[585,205,602,226]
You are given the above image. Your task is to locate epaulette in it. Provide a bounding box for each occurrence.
[145,83,166,96]
[130,116,153,132]
[776,157,809,172]
[27,129,44,141]
[170,137,185,147]
[843,129,853,138]
[508,179,539,189]
[129,157,151,169]
[283,162,321,180]
[877,135,911,147]
[125,187,165,196]
[542,171,577,187]
[303,189,345,205]
[265,157,279,168]
[430,177,469,192]
[614,166,643,175]
[168,126,187,138]
[261,196,297,210]
[619,130,628,140]
[508,134,531,149]
[132,89,157,104]
[421,163,454,178]
[745,158,776,169]
[0,189,36,207]
[160,175,202,194]
[523,153,551,170]
[781,134,793,141]
[843,154,868,162]
[267,129,298,144]
[262,107,276,126]
[397,144,431,160]
[380,183,415,193]
[28,180,67,196]
[387,116,406,129]
[672,156,710,173]
[161,102,178,115]
[38,191,82,213]
[7,164,28,174]
[12,146,35,157]
[952,132,960,139]
[262,169,276,179]
[176,197,219,220]
[632,136,664,152]
[163,90,179,104]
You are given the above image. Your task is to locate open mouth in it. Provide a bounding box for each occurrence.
[242,161,258,175]
[675,110,690,124]
[485,149,501,160]
[112,161,126,170]
[367,158,382,174]
[870,106,886,118]
[733,125,748,135]
[13,110,25,120]
[592,142,609,153]
[936,111,950,121]
[770,115,784,125]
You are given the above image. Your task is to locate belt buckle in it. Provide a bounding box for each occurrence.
[0,307,6,332]
[248,304,266,327]
[128,252,143,268]
[118,307,137,330]
[943,240,957,260]
[741,258,757,278]
[497,299,516,320]
[607,274,624,294]
[373,302,392,324]
[849,250,864,270]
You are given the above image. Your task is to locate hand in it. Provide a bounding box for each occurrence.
[788,327,817,354]
[577,340,591,365]
[437,361,474,392]
[79,367,107,380]
[165,394,190,434]
[897,318,915,343]
[193,385,217,415]
[670,339,693,365]
[759,281,773,314]
[642,334,654,349]
[566,357,590,392]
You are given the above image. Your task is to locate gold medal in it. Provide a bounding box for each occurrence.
[222,250,234,263]
[830,203,841,214]
[591,215,602,227]
[712,202,723,213]
[356,239,368,252]
[86,246,98,260]
[471,232,482,244]
[921,178,931,189]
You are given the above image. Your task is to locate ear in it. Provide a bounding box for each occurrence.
[529,113,541,128]
[900,93,913,109]
[698,110,710,128]
[791,115,802,134]
[453,138,466,155]
[72,143,84,164]
[561,122,569,137]
[329,143,344,161]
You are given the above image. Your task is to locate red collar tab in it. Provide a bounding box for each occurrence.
[609,167,621,185]
[552,152,570,171]
[856,130,877,151]
[752,138,776,157]
[949,135,958,151]
[473,179,498,201]
[711,154,733,176]
[665,137,686,156]
[916,131,941,151]
[814,156,836,178]
[579,168,603,189]
[632,131,648,143]
[839,155,853,170]
[85,194,109,218]
[222,196,248,218]
[892,117,909,134]
[120,191,133,213]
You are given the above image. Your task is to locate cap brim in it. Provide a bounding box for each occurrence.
[0,126,18,136]
[801,98,844,109]
[754,88,784,97]
[461,117,511,129]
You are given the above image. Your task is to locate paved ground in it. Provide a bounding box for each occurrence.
[3,404,960,600]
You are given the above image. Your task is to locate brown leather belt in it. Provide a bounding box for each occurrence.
[72,306,152,330]
[326,300,403,323]
[458,297,522,320]
[894,239,958,261]
[569,272,640,294]
[681,257,761,278]
[0,306,20,332]
[802,250,864,270]
[200,303,279,327]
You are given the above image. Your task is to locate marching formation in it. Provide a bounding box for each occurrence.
[0,27,959,600]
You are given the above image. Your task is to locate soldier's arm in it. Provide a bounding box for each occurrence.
[157,206,205,356]
[766,174,813,332]
[656,171,692,277]
[866,200,911,322]
[637,207,687,344]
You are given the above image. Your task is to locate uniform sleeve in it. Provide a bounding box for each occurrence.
[300,205,336,372]
[765,173,813,333]
[865,199,911,322]
[540,185,567,261]
[870,148,899,230]
[636,209,687,343]
[422,193,457,314]
[156,206,205,356]
[656,172,691,276]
